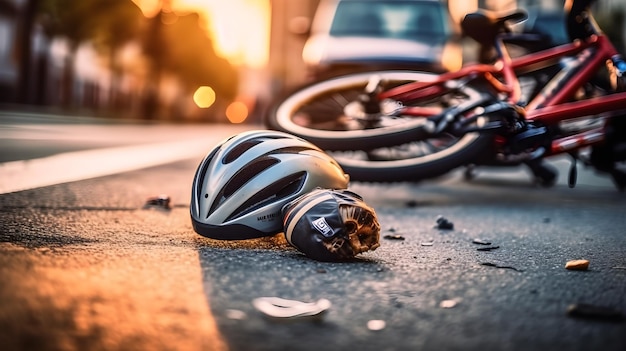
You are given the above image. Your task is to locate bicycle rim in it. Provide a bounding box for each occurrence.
[270,71,442,150]
[328,133,491,182]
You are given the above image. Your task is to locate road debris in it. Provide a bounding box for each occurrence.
[252,297,331,319]
[420,241,434,246]
[143,194,171,210]
[567,303,624,322]
[435,216,454,230]
[383,234,405,241]
[225,309,247,320]
[472,238,492,245]
[565,259,590,271]
[367,319,386,331]
[480,262,523,272]
[439,299,458,309]
[477,246,500,252]
[406,200,419,208]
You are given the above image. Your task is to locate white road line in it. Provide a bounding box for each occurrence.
[0,138,217,194]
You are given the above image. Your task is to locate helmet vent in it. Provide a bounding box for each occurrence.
[223,139,263,164]
[268,146,314,155]
[226,171,307,221]
[209,156,280,215]
[224,157,280,197]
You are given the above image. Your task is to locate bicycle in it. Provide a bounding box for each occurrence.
[265,0,626,190]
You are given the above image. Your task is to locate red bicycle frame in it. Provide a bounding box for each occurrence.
[377,32,626,155]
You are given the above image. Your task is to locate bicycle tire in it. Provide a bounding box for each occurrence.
[268,71,440,149]
[266,70,495,182]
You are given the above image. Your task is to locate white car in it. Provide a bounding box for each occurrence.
[302,0,462,80]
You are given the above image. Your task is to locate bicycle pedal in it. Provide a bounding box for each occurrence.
[509,125,549,153]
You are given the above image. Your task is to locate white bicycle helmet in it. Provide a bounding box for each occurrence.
[190,130,349,240]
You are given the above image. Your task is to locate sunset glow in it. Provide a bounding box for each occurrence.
[133,0,270,67]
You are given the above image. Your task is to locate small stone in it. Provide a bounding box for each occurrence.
[225,309,247,320]
[439,299,458,308]
[384,234,405,241]
[367,319,386,331]
[565,259,590,271]
[435,216,454,230]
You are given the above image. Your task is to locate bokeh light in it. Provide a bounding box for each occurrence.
[225,101,248,124]
[193,86,216,108]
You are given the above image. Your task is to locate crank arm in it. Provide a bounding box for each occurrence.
[452,101,525,135]
[424,92,498,135]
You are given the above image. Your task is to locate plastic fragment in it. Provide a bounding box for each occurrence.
[252,297,331,319]
[421,242,434,246]
[435,216,454,230]
[477,246,500,251]
[472,238,492,245]
[565,259,589,270]
[144,195,171,209]
[567,303,624,322]
[367,319,386,331]
[480,262,523,272]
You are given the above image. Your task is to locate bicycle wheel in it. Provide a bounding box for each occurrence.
[266,70,495,182]
[326,137,493,182]
[268,71,438,149]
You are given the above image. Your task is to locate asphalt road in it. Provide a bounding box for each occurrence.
[0,115,624,351]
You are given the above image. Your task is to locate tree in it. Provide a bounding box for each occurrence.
[159,12,238,99]
[29,0,238,119]
[15,0,40,104]
[139,9,239,119]
[88,0,144,113]
[38,0,143,109]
